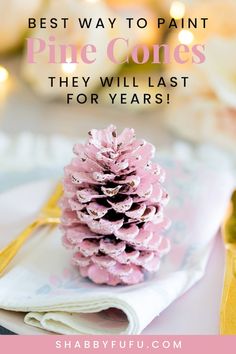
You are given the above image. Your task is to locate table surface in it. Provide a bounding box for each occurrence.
[0,56,226,335]
[0,326,14,335]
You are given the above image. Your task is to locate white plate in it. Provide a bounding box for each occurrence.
[0,181,224,335]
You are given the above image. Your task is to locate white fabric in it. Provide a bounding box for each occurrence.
[0,142,235,334]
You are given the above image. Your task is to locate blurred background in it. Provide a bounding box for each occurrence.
[0,0,236,192]
[0,0,236,336]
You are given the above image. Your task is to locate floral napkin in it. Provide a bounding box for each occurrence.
[0,144,235,334]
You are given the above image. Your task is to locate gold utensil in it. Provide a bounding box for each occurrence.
[0,182,63,275]
[220,190,236,334]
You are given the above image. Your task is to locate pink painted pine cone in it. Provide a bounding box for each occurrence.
[61,125,170,286]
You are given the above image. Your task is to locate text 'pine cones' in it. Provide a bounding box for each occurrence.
[61,125,170,286]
